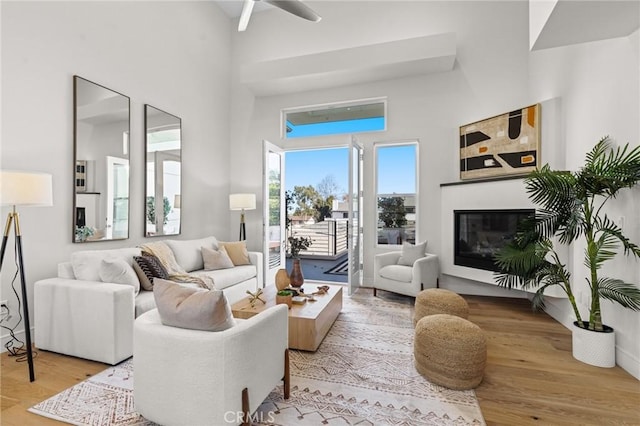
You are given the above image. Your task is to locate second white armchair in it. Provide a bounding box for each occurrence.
[373,250,439,297]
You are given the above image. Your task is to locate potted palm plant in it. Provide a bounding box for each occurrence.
[494,136,640,367]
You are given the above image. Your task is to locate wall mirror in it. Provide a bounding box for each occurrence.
[145,105,182,237]
[73,76,130,243]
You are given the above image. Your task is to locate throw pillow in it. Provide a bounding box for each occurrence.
[99,259,141,295]
[397,241,428,266]
[153,278,235,332]
[70,248,141,281]
[202,246,234,271]
[165,237,219,273]
[218,241,251,266]
[133,255,170,291]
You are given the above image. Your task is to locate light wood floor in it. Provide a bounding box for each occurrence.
[1,294,639,425]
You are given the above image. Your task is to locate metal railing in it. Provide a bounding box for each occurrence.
[288,219,348,258]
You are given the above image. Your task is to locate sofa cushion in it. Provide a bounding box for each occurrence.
[164,237,218,273]
[135,290,157,318]
[99,259,140,295]
[398,241,427,266]
[380,264,413,283]
[133,255,170,291]
[202,246,234,271]
[218,241,250,266]
[191,265,256,290]
[153,279,235,332]
[71,248,141,282]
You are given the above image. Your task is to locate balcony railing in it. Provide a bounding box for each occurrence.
[288,219,348,259]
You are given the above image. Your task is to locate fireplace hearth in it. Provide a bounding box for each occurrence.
[454,209,534,272]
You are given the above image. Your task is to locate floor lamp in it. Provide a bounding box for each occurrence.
[0,170,53,382]
[229,193,256,241]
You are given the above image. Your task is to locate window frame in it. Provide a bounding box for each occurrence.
[374,140,419,247]
[281,97,387,139]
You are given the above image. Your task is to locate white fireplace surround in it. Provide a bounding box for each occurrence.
[439,97,566,298]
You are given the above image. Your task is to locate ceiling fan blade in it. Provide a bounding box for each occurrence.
[238,0,255,32]
[263,0,322,22]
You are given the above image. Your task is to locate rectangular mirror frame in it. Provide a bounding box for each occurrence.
[73,75,131,243]
[144,104,182,237]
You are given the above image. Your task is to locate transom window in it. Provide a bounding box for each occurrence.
[283,99,386,138]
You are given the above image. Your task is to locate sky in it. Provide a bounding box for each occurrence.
[285,144,416,196]
[284,116,416,196]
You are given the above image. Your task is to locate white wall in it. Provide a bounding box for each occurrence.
[529,30,640,378]
[229,0,533,260]
[229,2,640,378]
[1,1,232,347]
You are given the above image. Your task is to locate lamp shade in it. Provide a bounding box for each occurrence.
[229,193,256,211]
[1,170,53,206]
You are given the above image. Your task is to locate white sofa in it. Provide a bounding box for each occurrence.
[34,236,263,365]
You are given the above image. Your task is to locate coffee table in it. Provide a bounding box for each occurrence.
[231,284,343,351]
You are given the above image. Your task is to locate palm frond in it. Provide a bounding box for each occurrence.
[525,166,577,213]
[595,215,640,258]
[494,242,546,274]
[531,288,547,311]
[584,231,619,272]
[598,278,640,310]
[579,137,640,197]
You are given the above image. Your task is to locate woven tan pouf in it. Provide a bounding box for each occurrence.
[414,288,469,325]
[414,314,486,390]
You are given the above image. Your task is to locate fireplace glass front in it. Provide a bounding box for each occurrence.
[454,209,534,272]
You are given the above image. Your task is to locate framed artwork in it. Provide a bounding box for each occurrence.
[75,160,87,192]
[460,104,540,180]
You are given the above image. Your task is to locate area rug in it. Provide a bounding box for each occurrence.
[29,289,485,425]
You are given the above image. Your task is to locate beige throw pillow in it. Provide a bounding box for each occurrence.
[218,241,251,266]
[202,246,234,270]
[153,279,235,332]
[398,241,428,266]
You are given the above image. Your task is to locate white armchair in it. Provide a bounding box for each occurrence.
[373,251,439,297]
[134,304,289,426]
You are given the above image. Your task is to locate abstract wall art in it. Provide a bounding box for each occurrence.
[460,104,540,180]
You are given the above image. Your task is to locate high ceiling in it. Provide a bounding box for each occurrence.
[214,0,270,18]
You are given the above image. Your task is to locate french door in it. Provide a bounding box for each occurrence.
[263,141,286,287]
[348,137,363,295]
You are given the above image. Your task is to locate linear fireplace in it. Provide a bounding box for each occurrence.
[454,209,534,272]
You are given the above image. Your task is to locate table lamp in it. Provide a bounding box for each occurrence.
[229,193,256,241]
[0,170,53,382]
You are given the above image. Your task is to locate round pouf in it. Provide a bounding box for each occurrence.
[414,314,486,390]
[414,288,469,325]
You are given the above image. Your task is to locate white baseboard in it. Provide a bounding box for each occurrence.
[616,343,640,380]
[1,327,34,353]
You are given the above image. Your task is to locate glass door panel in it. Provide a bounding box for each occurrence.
[263,141,285,287]
[348,137,363,295]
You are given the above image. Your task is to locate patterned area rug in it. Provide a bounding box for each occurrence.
[29,289,485,425]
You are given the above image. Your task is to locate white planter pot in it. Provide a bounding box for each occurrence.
[572,321,615,368]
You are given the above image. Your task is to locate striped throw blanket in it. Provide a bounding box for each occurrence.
[139,241,213,289]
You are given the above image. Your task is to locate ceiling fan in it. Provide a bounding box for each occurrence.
[238,0,322,31]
